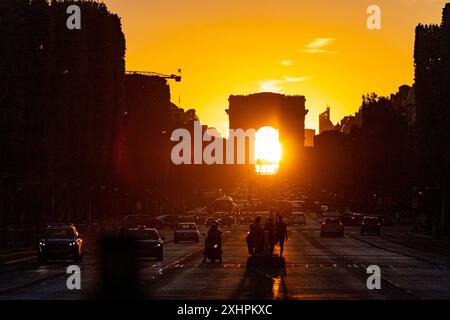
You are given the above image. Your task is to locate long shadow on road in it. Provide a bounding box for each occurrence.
[231,266,288,300]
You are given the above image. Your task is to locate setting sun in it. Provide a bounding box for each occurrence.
[254,126,282,175]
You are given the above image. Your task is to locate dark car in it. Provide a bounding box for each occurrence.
[374,215,394,226]
[156,214,181,228]
[219,215,234,227]
[179,215,196,223]
[128,227,165,260]
[352,213,365,225]
[340,213,356,226]
[361,216,381,236]
[320,213,344,237]
[123,214,165,229]
[37,225,83,263]
[195,215,207,225]
[239,215,253,225]
[205,217,221,227]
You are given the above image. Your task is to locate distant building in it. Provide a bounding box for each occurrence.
[121,74,173,193]
[404,86,416,130]
[390,85,416,130]
[313,130,347,194]
[304,129,316,147]
[390,85,411,108]
[319,107,337,134]
[171,104,200,128]
[414,3,450,235]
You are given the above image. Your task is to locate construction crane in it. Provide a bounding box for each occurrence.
[125,69,181,82]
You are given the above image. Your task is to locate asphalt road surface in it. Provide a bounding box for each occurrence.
[1,214,450,300]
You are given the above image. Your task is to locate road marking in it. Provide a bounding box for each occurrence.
[223,264,241,268]
[0,250,35,258]
[3,256,36,265]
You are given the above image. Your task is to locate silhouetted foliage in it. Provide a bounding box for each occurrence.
[313,93,408,213]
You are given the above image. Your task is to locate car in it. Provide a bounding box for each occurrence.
[123,214,165,229]
[213,195,236,213]
[340,213,356,226]
[351,213,365,225]
[128,226,165,260]
[374,215,394,226]
[219,215,234,227]
[239,215,253,225]
[320,215,344,237]
[361,216,381,236]
[174,223,200,243]
[195,215,207,225]
[156,214,180,228]
[290,212,306,226]
[179,215,196,223]
[289,200,304,211]
[205,217,220,227]
[37,224,83,263]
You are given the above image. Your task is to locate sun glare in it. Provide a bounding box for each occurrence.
[254,126,282,175]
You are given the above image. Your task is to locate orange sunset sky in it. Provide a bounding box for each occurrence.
[104,0,447,135]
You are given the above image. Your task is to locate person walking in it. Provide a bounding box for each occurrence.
[276,214,288,258]
[250,216,264,255]
[265,214,276,255]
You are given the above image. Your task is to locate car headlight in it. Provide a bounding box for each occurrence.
[69,241,77,246]
[39,241,46,247]
[154,243,161,247]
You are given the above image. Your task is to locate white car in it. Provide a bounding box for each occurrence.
[290,212,306,226]
[174,222,200,243]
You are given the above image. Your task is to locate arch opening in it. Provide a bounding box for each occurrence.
[254,126,282,175]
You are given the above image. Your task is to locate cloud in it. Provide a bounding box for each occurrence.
[280,59,293,66]
[282,76,308,83]
[259,76,308,93]
[299,37,337,54]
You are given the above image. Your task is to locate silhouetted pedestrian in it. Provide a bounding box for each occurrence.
[265,214,275,255]
[249,216,264,255]
[276,214,288,258]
